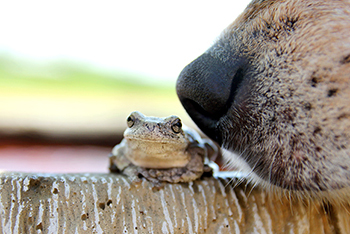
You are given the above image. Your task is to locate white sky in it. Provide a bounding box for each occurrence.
[0,0,251,83]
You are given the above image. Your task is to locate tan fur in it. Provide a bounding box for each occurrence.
[177,0,350,203]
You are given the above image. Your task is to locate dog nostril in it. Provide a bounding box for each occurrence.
[181,98,220,121]
[180,98,223,144]
[181,98,224,122]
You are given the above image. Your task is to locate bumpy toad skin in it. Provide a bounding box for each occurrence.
[109,111,219,183]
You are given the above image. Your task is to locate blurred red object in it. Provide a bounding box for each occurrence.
[0,144,111,173]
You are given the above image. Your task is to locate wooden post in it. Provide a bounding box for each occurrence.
[0,172,349,233]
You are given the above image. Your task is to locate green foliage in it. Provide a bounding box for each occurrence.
[0,57,175,98]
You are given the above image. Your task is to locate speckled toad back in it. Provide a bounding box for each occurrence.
[109,111,219,183]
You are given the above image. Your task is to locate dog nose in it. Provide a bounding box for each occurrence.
[176,51,247,143]
[177,53,232,119]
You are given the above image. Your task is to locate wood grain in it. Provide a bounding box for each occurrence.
[0,172,349,233]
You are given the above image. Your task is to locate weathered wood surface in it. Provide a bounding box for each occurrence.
[0,172,349,233]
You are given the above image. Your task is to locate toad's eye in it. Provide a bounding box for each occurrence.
[171,118,182,133]
[127,115,135,128]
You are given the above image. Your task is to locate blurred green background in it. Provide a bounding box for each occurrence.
[0,55,189,145]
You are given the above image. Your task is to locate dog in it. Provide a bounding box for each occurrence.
[176,0,350,202]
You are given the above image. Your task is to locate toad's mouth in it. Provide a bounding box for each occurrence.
[124,136,187,145]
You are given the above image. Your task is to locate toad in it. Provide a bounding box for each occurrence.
[109,111,219,183]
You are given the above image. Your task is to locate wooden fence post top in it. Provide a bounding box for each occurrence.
[0,172,349,233]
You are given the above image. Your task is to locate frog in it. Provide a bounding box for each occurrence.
[109,111,220,184]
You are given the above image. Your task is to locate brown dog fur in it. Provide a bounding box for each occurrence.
[177,0,350,203]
